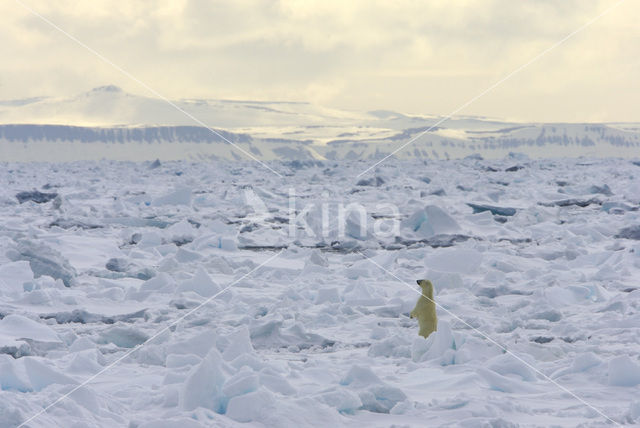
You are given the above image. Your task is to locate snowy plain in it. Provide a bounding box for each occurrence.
[0,155,640,427]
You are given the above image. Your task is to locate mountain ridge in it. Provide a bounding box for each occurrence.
[1,87,639,162]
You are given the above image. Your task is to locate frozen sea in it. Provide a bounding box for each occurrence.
[0,156,639,427]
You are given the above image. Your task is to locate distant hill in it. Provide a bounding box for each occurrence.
[1,86,639,161]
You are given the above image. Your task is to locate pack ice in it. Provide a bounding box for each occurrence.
[0,156,639,427]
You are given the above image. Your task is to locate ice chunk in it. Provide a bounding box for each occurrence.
[166,353,201,369]
[358,385,407,413]
[467,203,516,216]
[0,261,33,295]
[69,337,97,353]
[593,264,618,281]
[49,218,101,230]
[219,237,238,251]
[602,202,633,214]
[99,326,148,348]
[532,309,562,322]
[356,176,385,187]
[259,372,296,395]
[42,308,146,325]
[628,400,640,423]
[166,220,197,245]
[181,348,226,412]
[167,330,217,358]
[152,187,192,206]
[426,248,482,274]
[487,354,537,381]
[229,354,265,372]
[137,231,163,248]
[174,248,202,263]
[589,184,613,196]
[616,225,640,240]
[222,327,254,361]
[105,257,129,272]
[345,210,370,240]
[401,205,460,238]
[0,355,31,392]
[249,318,333,350]
[0,399,22,426]
[314,288,340,304]
[507,152,529,161]
[343,261,375,282]
[541,198,601,208]
[411,321,456,363]
[0,314,62,345]
[225,388,275,422]
[367,336,411,358]
[552,352,602,379]
[23,357,76,391]
[316,388,362,414]
[175,267,221,298]
[306,249,329,268]
[67,349,105,374]
[370,325,387,340]
[15,190,58,204]
[427,270,464,291]
[0,355,77,392]
[608,355,640,386]
[130,272,176,300]
[544,284,608,306]
[222,369,260,398]
[340,366,382,387]
[476,367,539,393]
[340,366,406,413]
[238,228,288,250]
[11,240,77,287]
[342,281,384,305]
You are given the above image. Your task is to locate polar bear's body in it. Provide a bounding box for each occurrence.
[410,279,437,338]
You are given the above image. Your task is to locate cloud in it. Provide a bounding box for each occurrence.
[1,0,638,122]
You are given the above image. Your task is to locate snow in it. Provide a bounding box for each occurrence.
[0,157,639,426]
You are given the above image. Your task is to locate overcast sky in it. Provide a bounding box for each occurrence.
[2,0,638,122]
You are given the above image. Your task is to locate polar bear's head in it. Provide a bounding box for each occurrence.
[416,279,434,297]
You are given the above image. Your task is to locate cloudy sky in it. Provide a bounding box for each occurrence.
[1,0,638,122]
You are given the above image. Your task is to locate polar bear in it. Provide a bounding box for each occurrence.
[410,279,438,338]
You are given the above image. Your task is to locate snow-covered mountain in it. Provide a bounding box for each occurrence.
[1,86,639,161]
